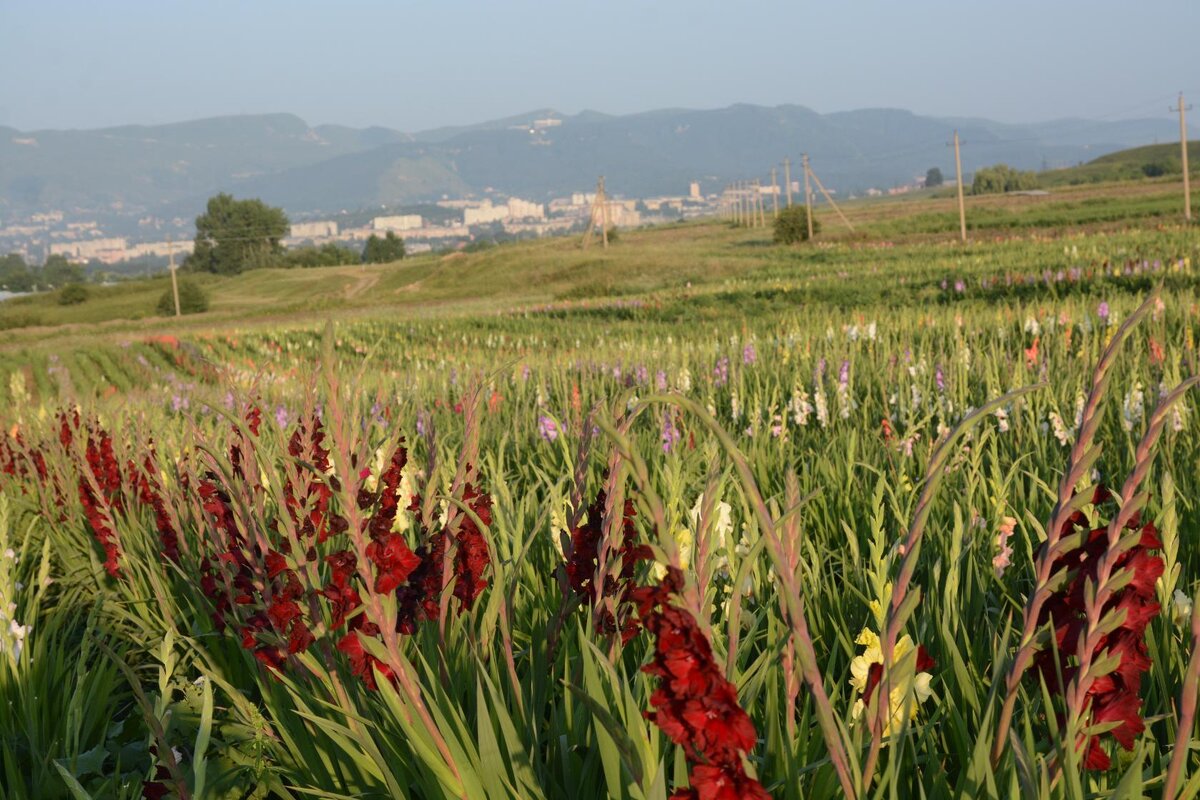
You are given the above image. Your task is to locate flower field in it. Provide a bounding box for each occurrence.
[2,222,1200,799]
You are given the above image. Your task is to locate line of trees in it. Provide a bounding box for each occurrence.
[183,194,406,274]
[0,253,86,293]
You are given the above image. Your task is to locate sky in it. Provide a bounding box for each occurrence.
[2,0,1198,132]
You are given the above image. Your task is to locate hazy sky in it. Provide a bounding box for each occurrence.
[2,0,1197,132]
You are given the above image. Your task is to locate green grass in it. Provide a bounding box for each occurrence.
[1040,140,1200,187]
[3,189,1200,798]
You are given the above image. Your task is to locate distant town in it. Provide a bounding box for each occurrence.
[0,181,711,269]
[0,169,919,273]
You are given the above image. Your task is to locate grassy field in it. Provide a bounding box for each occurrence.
[1,180,1200,799]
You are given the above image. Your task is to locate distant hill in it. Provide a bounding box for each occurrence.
[1039,140,1200,186]
[0,105,1181,219]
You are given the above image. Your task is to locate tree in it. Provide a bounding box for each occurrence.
[362,231,406,264]
[42,254,85,288]
[157,279,209,315]
[773,205,820,244]
[185,193,290,275]
[58,283,89,305]
[971,164,1039,195]
[0,254,34,293]
[925,167,944,188]
[282,243,357,268]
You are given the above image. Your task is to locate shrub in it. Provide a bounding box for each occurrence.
[972,163,1039,195]
[157,279,209,316]
[773,205,820,244]
[58,284,89,305]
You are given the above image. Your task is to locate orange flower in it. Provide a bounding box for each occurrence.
[1024,336,1040,368]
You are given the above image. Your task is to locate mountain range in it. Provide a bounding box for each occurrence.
[0,104,1181,220]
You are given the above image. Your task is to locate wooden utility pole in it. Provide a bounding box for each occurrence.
[806,163,854,231]
[770,167,779,218]
[168,237,181,317]
[952,130,967,242]
[783,157,793,207]
[802,154,814,240]
[754,179,765,227]
[581,176,610,249]
[1171,93,1193,222]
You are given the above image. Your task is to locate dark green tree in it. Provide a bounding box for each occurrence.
[361,231,406,264]
[185,193,290,275]
[773,205,820,244]
[58,283,89,305]
[157,279,209,315]
[42,254,85,287]
[283,242,357,268]
[925,167,944,188]
[0,254,35,293]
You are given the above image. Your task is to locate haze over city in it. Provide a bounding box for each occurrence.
[2,0,1199,132]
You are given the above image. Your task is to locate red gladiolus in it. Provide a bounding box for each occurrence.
[75,421,126,578]
[282,416,348,544]
[1033,485,1163,771]
[565,490,653,641]
[337,629,394,691]
[631,568,771,799]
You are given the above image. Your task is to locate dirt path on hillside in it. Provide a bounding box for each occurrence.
[343,270,381,300]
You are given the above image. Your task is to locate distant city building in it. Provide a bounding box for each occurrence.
[689,181,701,199]
[506,197,545,220]
[464,203,508,226]
[372,214,423,232]
[50,237,128,263]
[402,225,469,240]
[125,240,195,259]
[291,220,339,239]
[598,201,641,228]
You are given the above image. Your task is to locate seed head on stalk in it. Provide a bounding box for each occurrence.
[1054,377,1198,773]
[630,392,861,800]
[860,383,1043,791]
[992,291,1161,766]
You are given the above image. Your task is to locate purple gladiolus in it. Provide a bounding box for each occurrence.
[1097,301,1110,323]
[661,410,681,453]
[713,357,730,386]
[743,343,757,365]
[538,415,560,442]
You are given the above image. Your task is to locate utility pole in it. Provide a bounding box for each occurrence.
[952,130,967,243]
[600,177,611,247]
[802,154,814,240]
[1171,93,1193,222]
[754,179,765,227]
[807,162,854,232]
[783,157,793,208]
[770,167,779,218]
[581,176,610,249]
[168,237,181,317]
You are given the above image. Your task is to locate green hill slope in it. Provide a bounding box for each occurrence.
[1040,140,1200,186]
